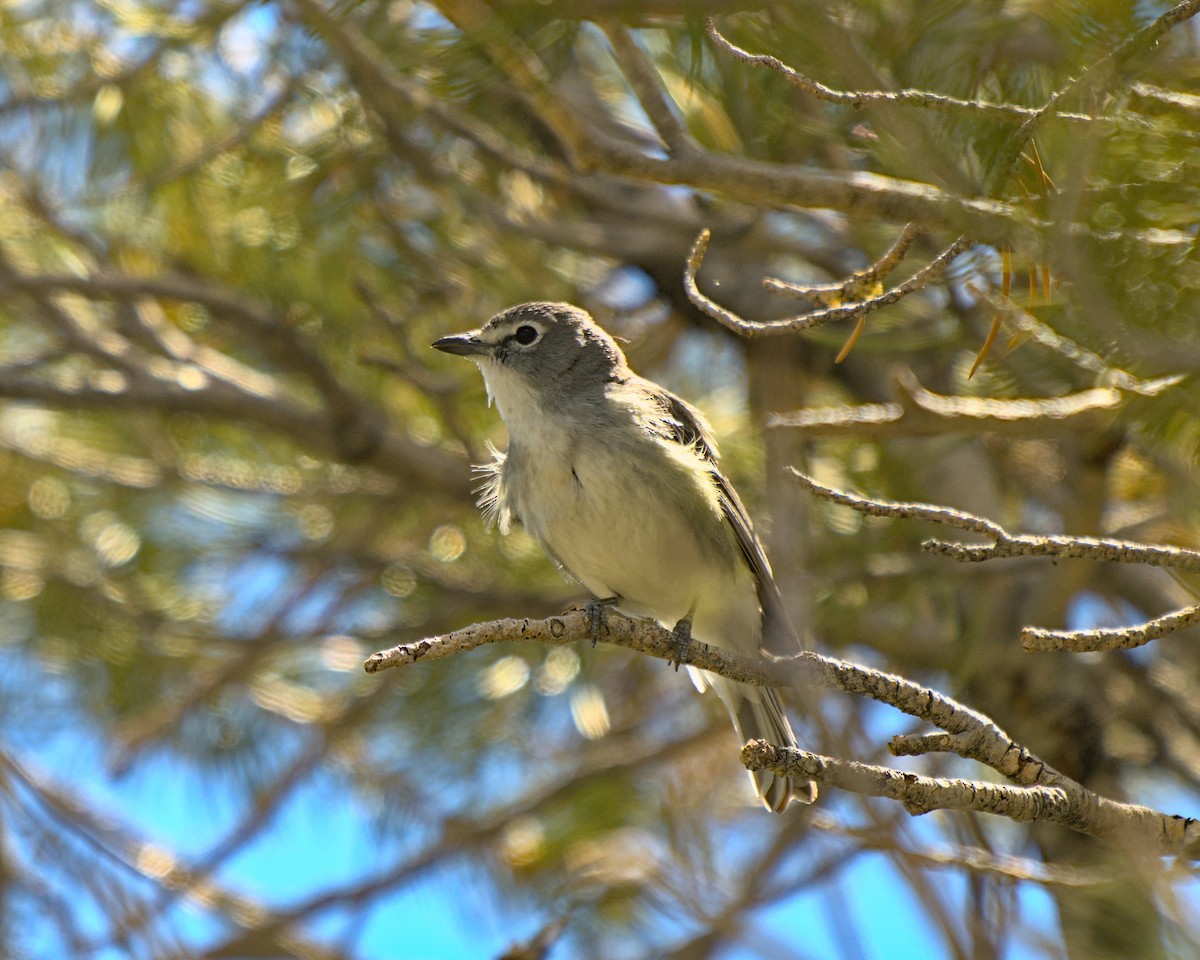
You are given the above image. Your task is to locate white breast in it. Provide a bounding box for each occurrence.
[500,404,761,655]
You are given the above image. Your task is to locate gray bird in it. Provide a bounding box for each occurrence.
[433,302,815,811]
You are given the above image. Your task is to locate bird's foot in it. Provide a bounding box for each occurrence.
[669,616,693,672]
[584,596,620,648]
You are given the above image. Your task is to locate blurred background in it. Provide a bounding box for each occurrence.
[1,1,1200,958]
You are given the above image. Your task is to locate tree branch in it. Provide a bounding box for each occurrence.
[742,741,1200,858]
[1021,602,1200,653]
[363,610,1200,854]
[791,469,1200,649]
[704,19,1122,126]
[602,22,692,153]
[364,609,1062,787]
[768,369,1138,439]
[684,228,970,338]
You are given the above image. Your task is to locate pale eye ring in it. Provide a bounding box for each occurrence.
[514,325,539,345]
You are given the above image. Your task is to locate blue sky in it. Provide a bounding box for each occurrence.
[12,654,1072,960]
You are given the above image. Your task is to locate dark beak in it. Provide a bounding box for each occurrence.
[431,331,491,358]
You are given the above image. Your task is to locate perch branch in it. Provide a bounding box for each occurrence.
[363,611,1200,855]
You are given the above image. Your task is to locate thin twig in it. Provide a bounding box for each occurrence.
[685,228,969,339]
[764,224,920,303]
[704,19,1124,126]
[793,469,1200,650]
[769,369,1139,438]
[364,609,1060,785]
[1022,603,1200,653]
[790,469,1006,538]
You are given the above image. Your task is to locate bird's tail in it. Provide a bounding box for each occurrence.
[690,670,817,812]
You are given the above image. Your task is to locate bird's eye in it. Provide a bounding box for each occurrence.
[514,325,539,345]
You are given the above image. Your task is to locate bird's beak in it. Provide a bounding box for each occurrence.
[431,331,492,358]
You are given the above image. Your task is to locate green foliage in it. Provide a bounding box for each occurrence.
[0,1,1198,958]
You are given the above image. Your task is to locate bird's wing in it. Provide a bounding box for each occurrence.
[649,386,800,655]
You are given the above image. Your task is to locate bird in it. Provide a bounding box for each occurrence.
[432,301,815,811]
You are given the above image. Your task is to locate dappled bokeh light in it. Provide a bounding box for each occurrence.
[0,2,1198,959]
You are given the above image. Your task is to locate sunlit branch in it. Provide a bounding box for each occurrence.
[792,469,1200,649]
[769,369,1135,438]
[685,228,970,339]
[364,609,1065,789]
[741,741,1200,858]
[704,20,1121,126]
[1131,81,1200,112]
[764,224,919,303]
[1022,602,1200,653]
[364,611,1200,854]
[602,22,692,153]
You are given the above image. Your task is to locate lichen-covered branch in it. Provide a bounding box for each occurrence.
[741,741,1200,858]
[792,469,1200,649]
[366,609,1058,784]
[704,19,1117,126]
[364,611,1200,854]
[1022,602,1200,653]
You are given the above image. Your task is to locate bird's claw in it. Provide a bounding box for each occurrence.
[670,616,693,672]
[585,597,619,648]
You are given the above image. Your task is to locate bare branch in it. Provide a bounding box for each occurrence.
[1022,602,1200,653]
[793,469,1200,650]
[704,20,1120,126]
[926,530,1200,573]
[790,468,1006,539]
[602,22,691,153]
[365,609,1066,789]
[764,224,919,303]
[741,741,1200,858]
[685,228,970,338]
[364,611,1200,854]
[769,369,1138,438]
